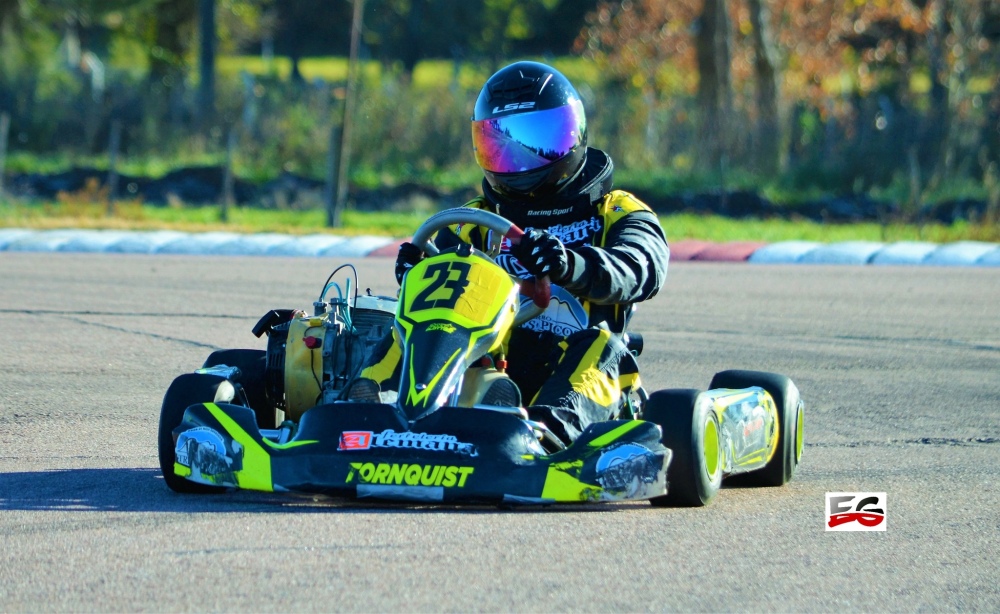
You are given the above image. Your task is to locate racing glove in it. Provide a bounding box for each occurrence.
[510,229,572,283]
[394,241,424,285]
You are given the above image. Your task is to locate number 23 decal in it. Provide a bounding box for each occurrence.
[411,261,471,311]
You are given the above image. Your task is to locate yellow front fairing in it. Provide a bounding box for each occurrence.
[397,249,518,332]
[395,248,520,419]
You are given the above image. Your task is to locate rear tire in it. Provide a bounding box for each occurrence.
[157,373,233,494]
[202,349,280,429]
[709,370,803,487]
[643,389,723,507]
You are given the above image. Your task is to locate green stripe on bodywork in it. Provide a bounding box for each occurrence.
[541,468,601,501]
[262,438,318,450]
[205,402,274,492]
[174,463,192,477]
[406,345,462,408]
[588,420,644,448]
[541,460,602,501]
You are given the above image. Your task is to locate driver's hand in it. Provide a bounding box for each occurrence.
[394,241,424,285]
[510,229,572,283]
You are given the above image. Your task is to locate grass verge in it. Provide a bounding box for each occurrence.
[1,200,997,243]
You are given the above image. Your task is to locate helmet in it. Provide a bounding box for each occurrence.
[471,61,588,198]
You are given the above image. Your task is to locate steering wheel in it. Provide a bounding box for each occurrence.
[410,208,551,323]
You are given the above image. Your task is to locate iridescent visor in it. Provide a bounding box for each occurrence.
[472,102,586,174]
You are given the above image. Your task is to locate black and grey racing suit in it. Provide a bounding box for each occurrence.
[361,148,670,442]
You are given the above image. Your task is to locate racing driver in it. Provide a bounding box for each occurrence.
[352,61,670,444]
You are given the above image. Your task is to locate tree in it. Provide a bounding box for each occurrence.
[364,0,595,80]
[143,0,197,127]
[783,0,998,190]
[198,0,216,127]
[270,1,351,82]
[0,0,20,36]
[746,0,780,173]
[577,0,734,169]
[696,0,733,169]
[579,0,999,192]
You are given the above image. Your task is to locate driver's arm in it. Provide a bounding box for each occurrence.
[560,208,669,305]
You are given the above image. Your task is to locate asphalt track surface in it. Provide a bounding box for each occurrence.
[1,252,997,612]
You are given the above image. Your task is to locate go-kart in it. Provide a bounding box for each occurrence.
[157,208,804,506]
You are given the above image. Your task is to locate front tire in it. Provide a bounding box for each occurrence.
[157,373,234,494]
[643,389,723,507]
[709,370,803,487]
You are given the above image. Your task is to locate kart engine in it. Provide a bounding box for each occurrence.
[262,293,397,420]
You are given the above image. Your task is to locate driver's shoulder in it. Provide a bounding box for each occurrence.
[462,195,493,212]
[598,190,653,218]
[439,196,493,246]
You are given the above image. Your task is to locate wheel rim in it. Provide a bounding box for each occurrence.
[794,401,804,463]
[703,416,721,479]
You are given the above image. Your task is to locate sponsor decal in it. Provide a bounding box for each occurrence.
[492,101,535,114]
[498,218,603,256]
[545,218,603,246]
[175,426,241,478]
[595,442,661,494]
[526,207,573,217]
[826,492,887,531]
[743,415,764,437]
[346,463,475,488]
[339,431,373,451]
[721,397,770,461]
[519,285,588,336]
[427,323,457,334]
[337,429,478,456]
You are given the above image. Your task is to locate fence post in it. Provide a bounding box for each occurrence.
[325,122,340,228]
[221,127,236,223]
[106,119,122,215]
[0,112,10,199]
[330,0,365,228]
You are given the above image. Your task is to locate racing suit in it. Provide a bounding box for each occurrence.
[360,148,670,442]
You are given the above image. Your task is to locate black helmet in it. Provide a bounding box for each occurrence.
[472,61,588,198]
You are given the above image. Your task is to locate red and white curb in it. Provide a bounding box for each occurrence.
[1,228,998,266]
